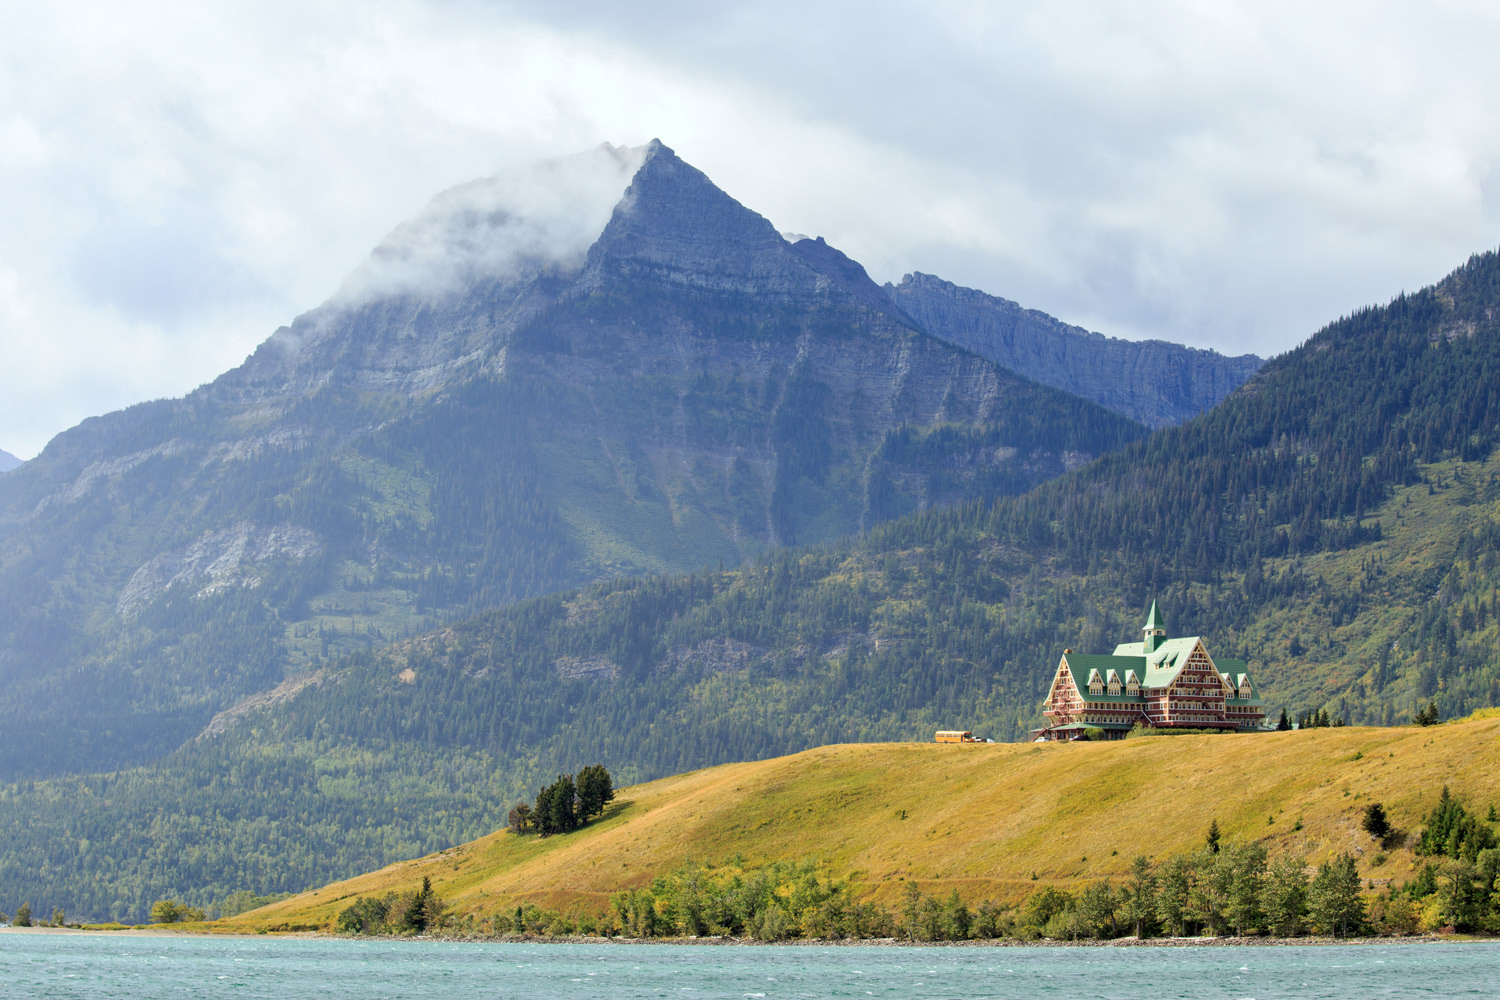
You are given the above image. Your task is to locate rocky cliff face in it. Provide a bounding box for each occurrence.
[889,272,1264,427]
[0,141,1145,780]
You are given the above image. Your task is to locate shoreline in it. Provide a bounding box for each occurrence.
[5,925,1487,948]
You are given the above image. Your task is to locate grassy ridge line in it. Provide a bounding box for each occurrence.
[223,717,1500,931]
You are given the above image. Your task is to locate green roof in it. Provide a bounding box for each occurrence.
[1143,600,1165,632]
[1060,639,1264,707]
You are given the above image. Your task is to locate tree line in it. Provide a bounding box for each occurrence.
[331,788,1500,942]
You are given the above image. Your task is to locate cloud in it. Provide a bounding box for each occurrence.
[332,142,646,306]
[2,0,1500,457]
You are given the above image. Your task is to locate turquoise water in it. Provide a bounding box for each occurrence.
[1,933,1496,999]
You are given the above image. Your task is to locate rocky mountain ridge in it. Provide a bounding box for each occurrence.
[890,271,1264,427]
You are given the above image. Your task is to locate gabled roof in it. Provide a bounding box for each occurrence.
[1217,657,1263,704]
[1058,653,1153,704]
[1108,636,1207,688]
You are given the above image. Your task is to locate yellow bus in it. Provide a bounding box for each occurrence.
[934,730,982,743]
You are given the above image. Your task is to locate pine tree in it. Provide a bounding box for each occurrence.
[547,774,578,833]
[1276,707,1291,731]
[1362,802,1391,844]
[576,764,615,821]
[399,877,439,934]
[1205,819,1222,853]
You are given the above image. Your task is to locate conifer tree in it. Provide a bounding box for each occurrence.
[576,764,615,821]
[1362,802,1391,844]
[547,774,578,833]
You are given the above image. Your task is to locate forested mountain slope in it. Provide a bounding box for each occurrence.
[8,248,1500,923]
[890,272,1264,427]
[0,141,1143,782]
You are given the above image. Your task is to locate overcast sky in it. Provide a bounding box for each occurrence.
[4,0,1500,459]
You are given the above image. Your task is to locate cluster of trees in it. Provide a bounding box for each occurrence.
[611,859,890,941]
[336,877,446,935]
[149,899,207,923]
[2,902,67,927]
[1296,708,1348,728]
[507,764,615,836]
[1415,786,1497,861]
[421,848,1363,943]
[1014,845,1366,940]
[1371,788,1500,932]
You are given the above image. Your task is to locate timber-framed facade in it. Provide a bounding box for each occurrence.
[1035,602,1266,741]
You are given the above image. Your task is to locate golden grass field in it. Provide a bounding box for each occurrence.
[221,714,1500,932]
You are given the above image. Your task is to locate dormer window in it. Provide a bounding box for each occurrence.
[1127,679,1140,696]
[1089,679,1104,695]
[1108,680,1121,696]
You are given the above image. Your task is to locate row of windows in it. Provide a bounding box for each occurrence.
[1089,681,1141,696]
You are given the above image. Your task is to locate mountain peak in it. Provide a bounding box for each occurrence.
[581,141,792,292]
[0,448,21,473]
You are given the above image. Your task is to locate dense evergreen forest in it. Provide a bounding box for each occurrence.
[6,250,1500,922]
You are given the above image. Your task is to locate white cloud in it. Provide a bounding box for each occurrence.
[2,0,1499,457]
[333,142,646,306]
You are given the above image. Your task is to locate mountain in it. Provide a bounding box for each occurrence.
[225,718,1500,932]
[889,272,1264,427]
[0,449,20,473]
[0,140,1146,782]
[8,248,1500,922]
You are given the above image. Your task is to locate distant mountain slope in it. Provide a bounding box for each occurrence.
[890,272,1263,427]
[222,719,1499,930]
[0,449,20,473]
[0,141,1144,782]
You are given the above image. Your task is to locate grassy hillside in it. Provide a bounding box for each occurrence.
[223,716,1500,932]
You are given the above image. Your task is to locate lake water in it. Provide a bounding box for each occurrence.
[1,933,1496,999]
